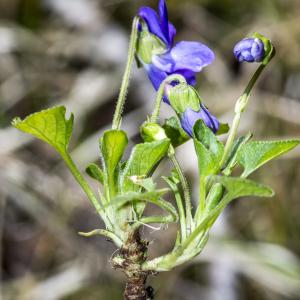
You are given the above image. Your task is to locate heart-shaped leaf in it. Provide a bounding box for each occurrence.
[12,106,73,154]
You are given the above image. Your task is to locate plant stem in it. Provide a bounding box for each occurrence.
[112,16,139,130]
[220,63,266,167]
[114,231,149,300]
[164,178,187,241]
[141,202,223,272]
[150,74,186,123]
[78,229,123,248]
[194,177,206,222]
[168,146,193,234]
[61,151,111,227]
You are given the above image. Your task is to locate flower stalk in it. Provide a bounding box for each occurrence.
[150,74,186,123]
[220,62,267,168]
[112,16,140,130]
[168,146,193,234]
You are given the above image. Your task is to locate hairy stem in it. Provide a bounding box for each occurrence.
[150,74,186,123]
[168,146,193,234]
[112,16,139,130]
[61,151,112,228]
[220,63,266,167]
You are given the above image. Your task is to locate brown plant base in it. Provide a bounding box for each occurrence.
[112,230,154,300]
[124,271,148,300]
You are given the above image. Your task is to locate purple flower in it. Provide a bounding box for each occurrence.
[137,0,215,91]
[233,38,265,63]
[181,105,220,137]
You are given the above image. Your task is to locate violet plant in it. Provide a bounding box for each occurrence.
[12,1,299,299]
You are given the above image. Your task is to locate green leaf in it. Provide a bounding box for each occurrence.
[100,130,128,196]
[107,190,178,224]
[193,120,224,177]
[222,132,252,175]
[120,139,170,193]
[210,175,274,204]
[216,123,230,136]
[237,140,300,177]
[12,106,74,153]
[86,163,104,184]
[130,176,157,191]
[163,116,190,147]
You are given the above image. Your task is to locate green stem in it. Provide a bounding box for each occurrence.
[141,202,223,272]
[220,63,266,167]
[112,16,139,130]
[194,177,206,223]
[150,74,186,123]
[167,181,187,242]
[138,215,174,226]
[168,146,193,234]
[61,151,111,227]
[174,190,187,241]
[164,177,187,241]
[78,229,123,248]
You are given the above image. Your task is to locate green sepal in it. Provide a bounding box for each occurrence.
[86,163,104,184]
[253,32,275,65]
[12,106,74,154]
[193,120,224,177]
[237,140,300,178]
[163,116,190,147]
[136,23,166,64]
[100,130,128,197]
[167,83,201,114]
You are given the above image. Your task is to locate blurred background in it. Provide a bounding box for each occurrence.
[0,0,300,299]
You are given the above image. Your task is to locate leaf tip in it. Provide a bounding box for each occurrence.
[266,187,275,197]
[11,117,22,128]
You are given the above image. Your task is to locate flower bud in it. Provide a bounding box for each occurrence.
[233,37,265,63]
[165,82,200,114]
[252,32,275,64]
[140,122,167,142]
[181,105,219,137]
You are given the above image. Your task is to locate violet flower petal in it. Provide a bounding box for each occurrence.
[181,105,219,137]
[138,7,168,45]
[233,38,264,62]
[145,63,168,90]
[170,41,215,72]
[158,0,169,45]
